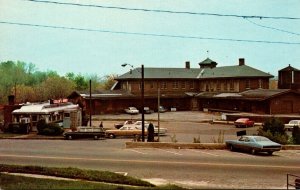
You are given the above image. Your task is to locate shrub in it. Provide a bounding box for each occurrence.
[211,130,224,143]
[36,119,47,135]
[258,117,288,144]
[193,135,201,143]
[170,134,178,143]
[292,126,300,144]
[37,120,64,136]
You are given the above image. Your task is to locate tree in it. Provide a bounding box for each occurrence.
[258,117,288,144]
[12,84,36,103]
[102,74,117,90]
[40,76,75,100]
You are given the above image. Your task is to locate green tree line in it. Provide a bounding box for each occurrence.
[0,61,116,104]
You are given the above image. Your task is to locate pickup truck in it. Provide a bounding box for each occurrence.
[63,126,105,140]
[285,120,300,131]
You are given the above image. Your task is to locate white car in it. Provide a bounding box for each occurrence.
[285,120,300,131]
[124,107,139,114]
[123,121,167,135]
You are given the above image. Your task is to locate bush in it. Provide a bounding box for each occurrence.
[258,117,288,144]
[292,126,300,144]
[37,120,64,136]
[36,119,47,135]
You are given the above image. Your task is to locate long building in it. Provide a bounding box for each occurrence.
[68,58,300,115]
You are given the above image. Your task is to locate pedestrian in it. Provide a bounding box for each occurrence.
[147,123,154,142]
[99,121,103,128]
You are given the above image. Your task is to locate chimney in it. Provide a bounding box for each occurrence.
[185,61,190,69]
[8,95,15,105]
[239,58,245,66]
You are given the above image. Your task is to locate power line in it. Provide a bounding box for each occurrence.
[1,20,299,45]
[23,0,300,20]
[244,18,300,36]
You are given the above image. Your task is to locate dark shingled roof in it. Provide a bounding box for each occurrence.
[279,64,300,72]
[199,58,217,65]
[195,89,294,100]
[116,65,273,80]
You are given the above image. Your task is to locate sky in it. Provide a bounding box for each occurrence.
[0,0,300,78]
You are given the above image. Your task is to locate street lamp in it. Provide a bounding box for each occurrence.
[122,63,145,142]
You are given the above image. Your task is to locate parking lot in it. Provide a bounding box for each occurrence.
[92,111,259,143]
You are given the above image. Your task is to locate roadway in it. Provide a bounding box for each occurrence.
[0,139,299,189]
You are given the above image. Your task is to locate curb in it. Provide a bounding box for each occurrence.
[126,142,227,149]
[125,142,300,150]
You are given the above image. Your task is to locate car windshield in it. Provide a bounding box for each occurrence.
[253,136,270,142]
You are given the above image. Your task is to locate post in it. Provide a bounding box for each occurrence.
[89,79,92,127]
[141,64,145,142]
[157,87,160,142]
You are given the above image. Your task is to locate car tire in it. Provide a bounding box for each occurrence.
[94,135,98,140]
[268,151,273,155]
[251,148,256,155]
[67,135,72,140]
[108,134,115,139]
[230,145,235,151]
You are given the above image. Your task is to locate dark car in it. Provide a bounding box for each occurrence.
[143,107,154,114]
[234,118,254,128]
[158,106,167,113]
[64,127,105,140]
[226,135,282,155]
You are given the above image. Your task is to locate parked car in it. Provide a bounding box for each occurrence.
[63,126,106,140]
[143,107,154,114]
[124,121,167,136]
[158,106,167,113]
[105,125,147,138]
[234,118,254,128]
[226,135,282,155]
[114,120,135,129]
[124,107,139,114]
[284,120,300,131]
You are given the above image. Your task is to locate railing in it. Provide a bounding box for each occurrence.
[287,173,300,189]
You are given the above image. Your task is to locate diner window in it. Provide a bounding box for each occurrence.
[32,115,37,122]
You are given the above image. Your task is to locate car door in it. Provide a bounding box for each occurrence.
[242,137,253,151]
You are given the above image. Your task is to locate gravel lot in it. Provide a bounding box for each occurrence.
[92,111,260,143]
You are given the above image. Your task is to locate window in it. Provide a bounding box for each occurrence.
[161,81,167,89]
[172,81,179,89]
[230,80,234,91]
[32,115,37,122]
[259,79,263,88]
[246,79,250,89]
[216,81,221,91]
[150,82,154,89]
[190,81,194,89]
[181,81,186,89]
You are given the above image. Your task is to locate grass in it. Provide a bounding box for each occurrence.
[0,164,153,187]
[0,132,21,138]
[0,173,123,190]
[0,164,184,189]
